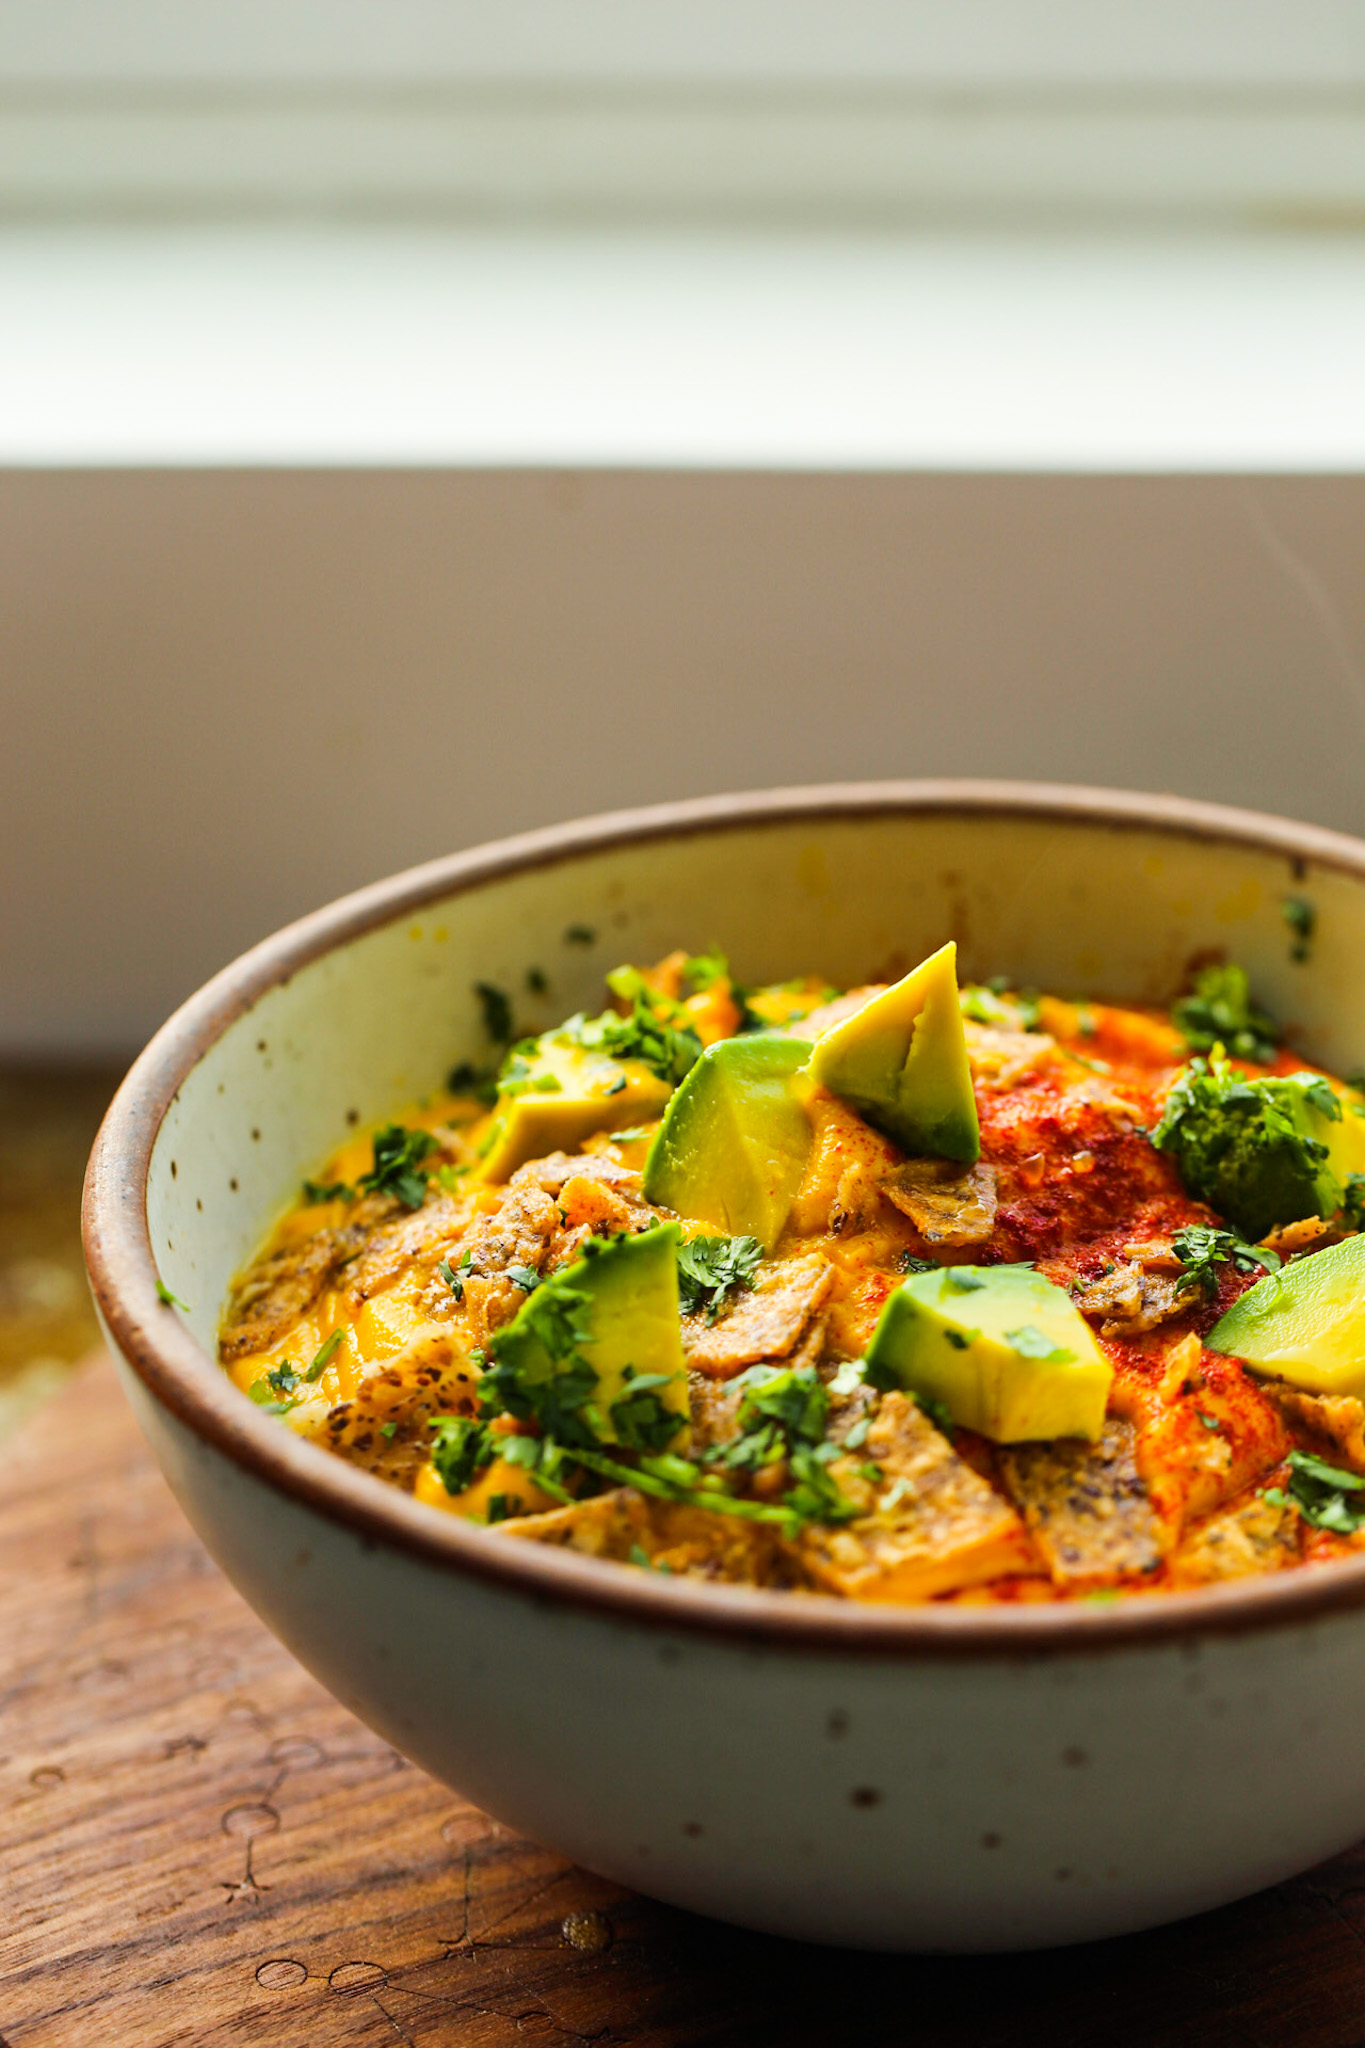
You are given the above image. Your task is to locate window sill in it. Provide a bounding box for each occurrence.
[3,223,1365,471]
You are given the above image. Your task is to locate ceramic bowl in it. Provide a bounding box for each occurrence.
[84,781,1365,1952]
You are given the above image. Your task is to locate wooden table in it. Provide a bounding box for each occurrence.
[6,1359,1365,2047]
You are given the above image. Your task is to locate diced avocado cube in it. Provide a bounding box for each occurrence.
[485,1222,689,1449]
[1207,1231,1365,1397]
[807,941,980,1163]
[641,1033,812,1253]
[863,1264,1113,1443]
[477,1029,673,1182]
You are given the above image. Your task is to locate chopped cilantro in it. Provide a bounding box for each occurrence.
[683,948,729,992]
[379,1421,398,1440]
[944,1329,970,1350]
[564,923,597,946]
[485,1494,512,1524]
[303,1178,354,1204]
[505,1263,542,1294]
[1197,1411,1221,1431]
[676,1234,763,1321]
[436,1163,470,1192]
[1152,1055,1342,1241]
[428,1414,495,1495]
[1172,964,1280,1064]
[304,1330,344,1380]
[897,1251,936,1275]
[155,1278,189,1311]
[446,1060,499,1107]
[1005,1325,1073,1362]
[573,992,702,1086]
[1344,1173,1365,1231]
[1283,896,1316,964]
[478,1266,601,1447]
[526,967,548,995]
[359,1124,438,1210]
[1171,1223,1281,1300]
[474,981,514,1046]
[266,1361,300,1397]
[1273,1448,1365,1534]
[913,1390,957,1437]
[439,1250,472,1300]
[609,1368,686,1453]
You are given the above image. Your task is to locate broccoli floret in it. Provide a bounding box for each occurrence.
[1152,1056,1341,1241]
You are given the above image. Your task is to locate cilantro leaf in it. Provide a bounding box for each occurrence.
[1171,1223,1281,1300]
[609,1369,686,1453]
[474,981,514,1046]
[303,1178,354,1204]
[1278,1447,1365,1534]
[429,1415,495,1495]
[1152,1055,1341,1240]
[1172,964,1280,1064]
[683,948,729,992]
[446,1060,499,1107]
[564,923,597,946]
[1282,896,1316,964]
[1005,1324,1073,1362]
[676,1234,764,1321]
[359,1124,438,1210]
[574,992,702,1086]
[1344,1173,1365,1231]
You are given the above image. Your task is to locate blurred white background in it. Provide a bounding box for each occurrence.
[3,1,1365,1054]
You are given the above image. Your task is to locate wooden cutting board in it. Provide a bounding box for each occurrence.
[6,1357,1365,2048]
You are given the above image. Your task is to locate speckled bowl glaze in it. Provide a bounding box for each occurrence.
[84,782,1365,1952]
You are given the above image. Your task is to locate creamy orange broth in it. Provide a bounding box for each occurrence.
[218,958,1365,1603]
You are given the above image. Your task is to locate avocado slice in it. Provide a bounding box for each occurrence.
[641,1033,812,1252]
[863,1263,1113,1443]
[807,941,980,1163]
[1207,1232,1365,1397]
[477,1027,673,1182]
[484,1221,689,1448]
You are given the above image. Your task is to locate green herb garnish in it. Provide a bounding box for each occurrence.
[1152,1056,1342,1241]
[564,924,597,946]
[304,1329,344,1380]
[446,1060,499,1107]
[303,1178,354,1204]
[1171,1223,1281,1300]
[475,981,514,1046]
[429,1414,495,1495]
[1172,964,1279,1065]
[155,1278,189,1311]
[359,1124,438,1210]
[1267,1449,1365,1534]
[1283,896,1316,964]
[573,992,702,1087]
[676,1233,764,1321]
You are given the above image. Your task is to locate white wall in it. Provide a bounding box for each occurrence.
[5,469,1365,1057]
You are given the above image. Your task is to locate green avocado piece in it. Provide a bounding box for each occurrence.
[641,1033,812,1253]
[807,941,980,1163]
[484,1221,689,1448]
[1207,1231,1365,1397]
[863,1263,1113,1443]
[477,1027,673,1182]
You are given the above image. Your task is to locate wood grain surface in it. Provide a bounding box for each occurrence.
[7,1359,1365,2048]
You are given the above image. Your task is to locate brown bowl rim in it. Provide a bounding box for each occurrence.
[83,777,1365,1660]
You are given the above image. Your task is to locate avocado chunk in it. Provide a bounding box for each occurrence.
[477,1026,673,1182]
[807,941,980,1163]
[482,1221,689,1449]
[863,1263,1113,1443]
[1153,1059,1365,1241]
[1207,1231,1365,1397]
[641,1033,812,1252]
